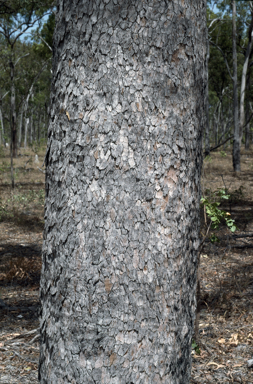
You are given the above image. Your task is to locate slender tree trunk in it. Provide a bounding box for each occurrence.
[39,1,207,383]
[239,9,253,144]
[22,84,34,149]
[10,143,14,188]
[214,100,221,146]
[29,110,33,145]
[18,103,24,148]
[205,34,210,156]
[38,112,41,143]
[245,100,250,149]
[232,0,240,172]
[245,68,251,150]
[10,52,17,158]
[33,111,36,143]
[24,117,29,149]
[0,106,6,147]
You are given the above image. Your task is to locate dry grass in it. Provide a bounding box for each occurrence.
[202,146,253,202]
[0,145,46,186]
[0,145,46,232]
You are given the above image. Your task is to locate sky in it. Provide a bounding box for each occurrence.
[18,14,49,42]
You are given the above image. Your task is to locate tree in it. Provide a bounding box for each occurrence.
[232,0,241,172]
[207,1,253,161]
[39,1,207,383]
[239,2,253,144]
[0,0,54,157]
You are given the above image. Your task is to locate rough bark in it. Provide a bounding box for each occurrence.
[39,1,207,383]
[232,0,240,172]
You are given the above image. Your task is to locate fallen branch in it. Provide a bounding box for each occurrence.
[37,167,45,174]
[204,136,233,158]
[11,328,39,340]
[29,333,40,344]
[230,244,253,248]
[12,349,38,364]
[231,233,253,239]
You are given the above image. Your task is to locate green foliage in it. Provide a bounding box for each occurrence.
[192,340,201,355]
[0,0,55,16]
[201,188,237,239]
[32,12,55,59]
[220,151,227,157]
[210,233,220,243]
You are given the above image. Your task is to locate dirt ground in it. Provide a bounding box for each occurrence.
[0,146,253,383]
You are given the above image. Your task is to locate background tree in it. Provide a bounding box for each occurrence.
[207,0,253,164]
[39,1,207,383]
[232,0,241,172]
[0,0,54,159]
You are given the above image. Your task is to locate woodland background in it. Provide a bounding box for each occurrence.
[1,0,253,165]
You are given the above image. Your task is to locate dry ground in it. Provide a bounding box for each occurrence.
[0,145,252,383]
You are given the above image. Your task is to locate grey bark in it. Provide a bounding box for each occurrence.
[239,7,253,144]
[10,51,17,158]
[24,117,29,149]
[0,106,6,147]
[39,1,207,383]
[0,91,8,147]
[205,28,211,156]
[232,0,240,172]
[29,109,33,145]
[18,103,24,148]
[245,101,250,150]
[245,68,251,149]
[23,85,34,149]
[38,112,41,143]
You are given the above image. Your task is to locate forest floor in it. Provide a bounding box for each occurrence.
[0,146,253,383]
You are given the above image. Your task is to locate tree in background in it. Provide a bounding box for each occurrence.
[232,0,240,172]
[39,1,207,383]
[207,0,253,169]
[0,0,54,159]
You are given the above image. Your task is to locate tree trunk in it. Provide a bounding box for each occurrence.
[232,0,240,172]
[24,117,29,149]
[39,1,207,383]
[38,112,41,143]
[29,110,33,145]
[10,53,17,158]
[18,103,24,148]
[205,34,210,156]
[0,106,6,147]
[245,68,251,150]
[33,110,36,143]
[239,9,253,144]
[245,100,250,149]
[23,85,34,149]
